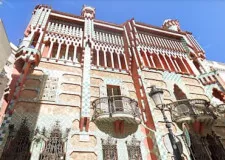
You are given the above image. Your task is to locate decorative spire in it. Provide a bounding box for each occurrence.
[162,19,181,32]
[81,5,95,19]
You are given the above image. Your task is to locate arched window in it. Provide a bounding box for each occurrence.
[99,50,105,67]
[173,85,190,116]
[126,136,142,160]
[42,41,50,58]
[59,44,66,60]
[106,51,112,68]
[113,52,119,69]
[31,32,40,48]
[119,54,126,70]
[173,84,187,100]
[76,46,83,63]
[51,43,58,58]
[92,49,97,66]
[102,137,118,160]
[67,45,74,61]
[39,122,65,160]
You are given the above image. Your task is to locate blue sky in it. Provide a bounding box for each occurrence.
[0,0,225,63]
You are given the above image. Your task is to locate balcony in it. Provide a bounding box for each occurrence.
[92,96,141,138]
[167,99,217,123]
[216,104,225,117]
[15,42,41,73]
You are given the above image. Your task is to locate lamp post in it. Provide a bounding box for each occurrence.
[149,85,182,160]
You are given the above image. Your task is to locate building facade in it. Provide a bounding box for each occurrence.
[0,20,16,125]
[0,5,224,160]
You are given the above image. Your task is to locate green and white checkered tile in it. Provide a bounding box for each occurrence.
[162,71,182,84]
[81,44,91,117]
[0,113,12,144]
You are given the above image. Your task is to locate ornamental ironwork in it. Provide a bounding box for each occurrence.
[0,119,31,160]
[92,95,140,121]
[102,137,118,160]
[216,104,225,115]
[166,99,217,122]
[39,122,65,160]
[205,133,225,160]
[126,136,142,160]
[189,134,211,160]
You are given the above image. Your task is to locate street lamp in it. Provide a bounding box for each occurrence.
[149,85,182,160]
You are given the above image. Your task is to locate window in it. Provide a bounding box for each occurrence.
[206,133,225,160]
[102,137,118,160]
[107,85,121,97]
[76,46,83,63]
[51,43,58,58]
[126,136,142,160]
[189,134,211,160]
[39,122,65,160]
[107,85,122,112]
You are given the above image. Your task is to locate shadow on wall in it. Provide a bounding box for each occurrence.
[0,70,69,160]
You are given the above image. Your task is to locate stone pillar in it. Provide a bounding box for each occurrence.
[104,50,107,68]
[80,5,95,134]
[117,53,122,70]
[56,43,62,60]
[110,51,114,69]
[96,49,99,67]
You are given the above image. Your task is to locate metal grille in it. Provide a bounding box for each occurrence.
[102,137,118,160]
[190,134,211,160]
[0,119,31,160]
[126,136,142,160]
[206,133,225,160]
[39,122,65,160]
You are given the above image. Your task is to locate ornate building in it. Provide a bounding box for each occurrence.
[0,19,17,125]
[0,4,224,160]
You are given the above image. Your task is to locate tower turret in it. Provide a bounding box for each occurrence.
[81,5,95,19]
[162,19,181,32]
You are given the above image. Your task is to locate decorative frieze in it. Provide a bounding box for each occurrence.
[40,75,58,101]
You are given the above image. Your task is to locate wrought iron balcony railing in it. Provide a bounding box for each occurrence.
[92,96,141,123]
[216,104,225,115]
[166,99,217,123]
